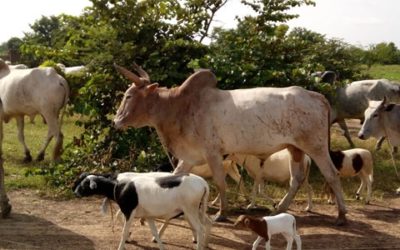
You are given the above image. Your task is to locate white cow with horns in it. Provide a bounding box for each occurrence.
[113,63,348,225]
[0,59,69,218]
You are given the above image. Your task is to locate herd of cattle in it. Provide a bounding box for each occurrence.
[1,58,400,249]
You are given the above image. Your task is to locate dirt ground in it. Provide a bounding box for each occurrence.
[1,189,400,250]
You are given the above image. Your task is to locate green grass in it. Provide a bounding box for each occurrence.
[363,64,400,81]
[3,115,83,192]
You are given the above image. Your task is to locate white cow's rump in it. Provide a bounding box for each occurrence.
[113,63,347,225]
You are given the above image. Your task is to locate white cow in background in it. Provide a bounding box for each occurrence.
[57,63,87,74]
[0,59,69,218]
[332,79,400,148]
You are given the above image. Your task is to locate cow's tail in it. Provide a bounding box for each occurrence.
[58,75,70,127]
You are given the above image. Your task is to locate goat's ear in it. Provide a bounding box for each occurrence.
[89,179,97,189]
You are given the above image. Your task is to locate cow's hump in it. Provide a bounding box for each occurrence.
[179,69,217,94]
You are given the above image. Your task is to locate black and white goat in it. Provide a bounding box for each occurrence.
[327,148,374,204]
[73,172,212,250]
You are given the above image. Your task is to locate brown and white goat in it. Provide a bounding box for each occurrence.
[235,213,301,250]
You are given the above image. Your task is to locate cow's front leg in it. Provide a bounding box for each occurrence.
[277,146,305,212]
[0,158,12,218]
[173,160,193,174]
[206,154,227,222]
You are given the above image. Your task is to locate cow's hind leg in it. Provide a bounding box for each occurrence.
[312,154,347,225]
[16,116,32,163]
[37,113,63,161]
[276,146,305,213]
[206,154,227,222]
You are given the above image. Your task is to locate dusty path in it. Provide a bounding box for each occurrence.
[1,189,400,250]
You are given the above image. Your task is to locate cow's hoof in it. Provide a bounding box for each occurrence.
[355,194,360,200]
[23,153,32,163]
[212,213,227,222]
[1,203,12,218]
[36,153,45,162]
[335,212,348,226]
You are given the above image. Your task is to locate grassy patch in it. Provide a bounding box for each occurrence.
[363,64,400,81]
[3,115,83,193]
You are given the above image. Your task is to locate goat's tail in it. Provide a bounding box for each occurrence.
[200,185,211,224]
[200,185,212,248]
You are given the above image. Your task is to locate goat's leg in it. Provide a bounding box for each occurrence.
[356,175,365,201]
[184,211,204,250]
[276,146,305,212]
[152,219,169,243]
[147,219,164,250]
[252,236,263,250]
[16,116,32,163]
[294,234,302,250]
[118,214,135,250]
[264,238,271,250]
[283,234,294,250]
[337,120,355,148]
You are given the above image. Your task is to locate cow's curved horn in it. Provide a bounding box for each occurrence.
[114,63,144,87]
[132,63,150,82]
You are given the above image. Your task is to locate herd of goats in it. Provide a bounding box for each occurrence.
[1,58,400,249]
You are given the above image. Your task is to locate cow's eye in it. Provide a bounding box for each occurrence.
[373,113,379,118]
[125,95,132,99]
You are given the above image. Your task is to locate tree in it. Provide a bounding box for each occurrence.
[6,37,23,63]
[369,42,399,65]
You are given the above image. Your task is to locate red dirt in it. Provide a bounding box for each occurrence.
[1,189,400,250]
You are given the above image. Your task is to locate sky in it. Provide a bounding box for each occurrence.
[1,0,399,48]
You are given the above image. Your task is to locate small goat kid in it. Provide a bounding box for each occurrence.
[235,213,301,250]
[327,148,374,204]
[73,172,212,250]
